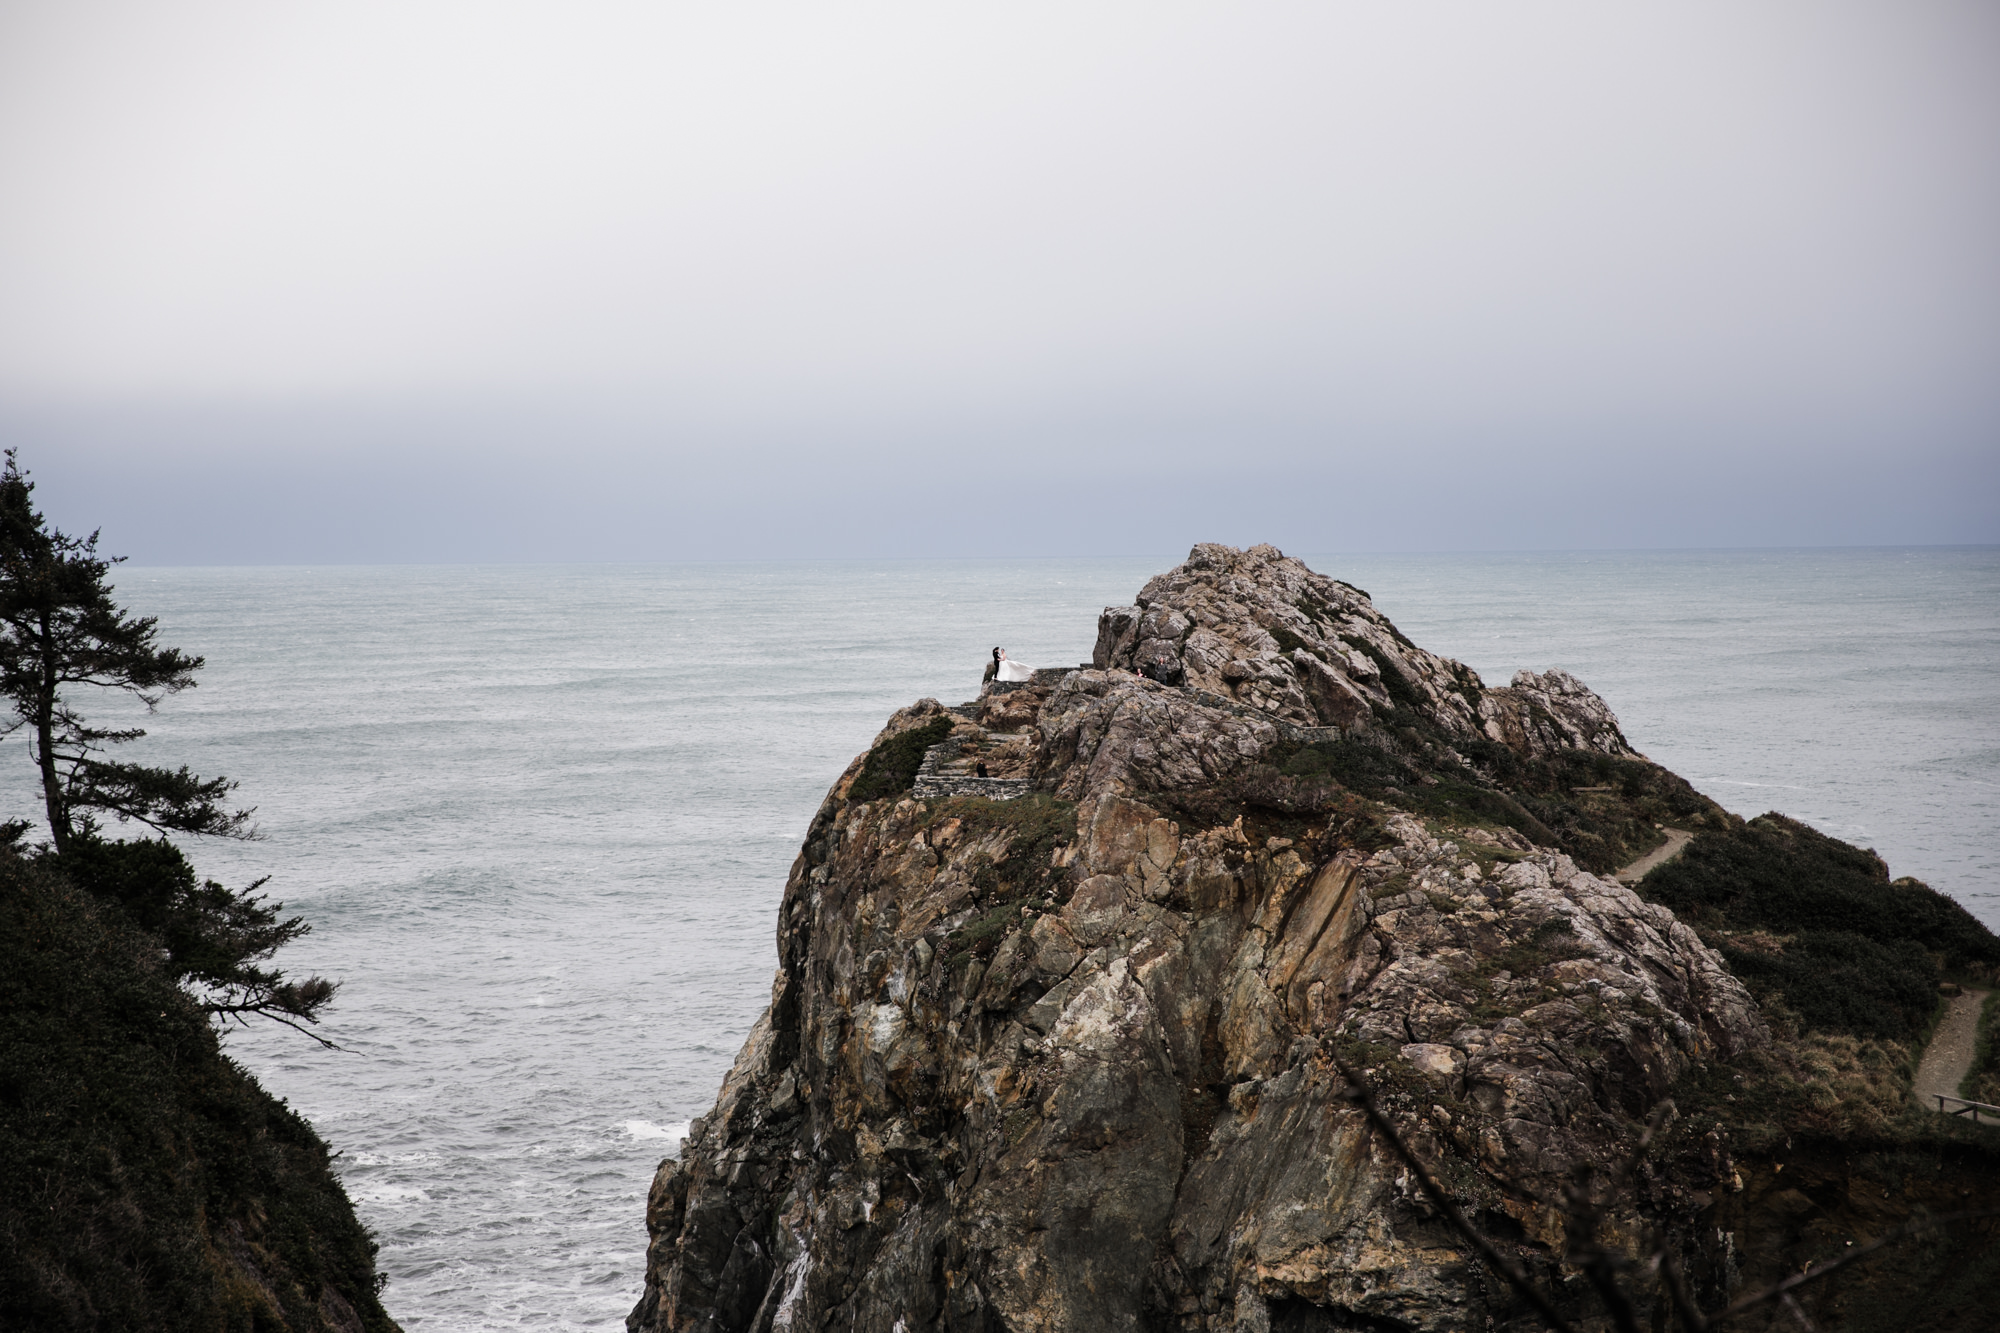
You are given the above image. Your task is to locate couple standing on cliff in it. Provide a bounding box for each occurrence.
[983,647,1036,684]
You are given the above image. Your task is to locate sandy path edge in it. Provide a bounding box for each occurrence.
[1615,827,1693,884]
[1914,988,1994,1122]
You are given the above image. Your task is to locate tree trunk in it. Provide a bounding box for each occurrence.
[34,610,66,854]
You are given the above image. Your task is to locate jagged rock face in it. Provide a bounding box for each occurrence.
[1095,542,1635,760]
[630,545,1763,1333]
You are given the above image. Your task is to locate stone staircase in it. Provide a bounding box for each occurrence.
[911,734,1035,801]
[913,670,1085,801]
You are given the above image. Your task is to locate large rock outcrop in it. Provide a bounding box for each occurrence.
[628,545,1781,1332]
[1092,543,1635,760]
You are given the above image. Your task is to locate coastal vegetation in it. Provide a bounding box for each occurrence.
[1639,813,2000,1041]
[1163,713,1722,878]
[1967,991,2000,1106]
[921,793,1077,960]
[0,452,253,853]
[0,451,334,1041]
[0,851,395,1331]
[0,455,393,1330]
[848,714,954,802]
[1620,815,2000,1329]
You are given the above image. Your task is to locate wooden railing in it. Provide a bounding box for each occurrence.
[1935,1093,2000,1125]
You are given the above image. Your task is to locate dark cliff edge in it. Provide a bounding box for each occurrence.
[0,848,400,1333]
[630,543,2000,1332]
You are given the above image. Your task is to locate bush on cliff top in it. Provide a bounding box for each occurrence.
[1268,730,1717,874]
[1640,813,2000,1040]
[1644,814,1997,965]
[0,850,396,1333]
[849,716,954,803]
[1721,931,1940,1042]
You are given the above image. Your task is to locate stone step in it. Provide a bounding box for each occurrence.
[910,735,1034,802]
[911,774,1036,801]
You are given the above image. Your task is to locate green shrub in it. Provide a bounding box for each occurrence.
[1494,915,1592,977]
[1643,814,2000,981]
[947,900,1027,960]
[1152,759,1380,847]
[1636,813,2000,1041]
[1263,725,1720,873]
[1274,735,1554,850]
[943,795,1076,901]
[849,715,954,803]
[1722,930,1940,1042]
[1665,1033,1939,1154]
[0,851,395,1331]
[1966,991,2000,1106]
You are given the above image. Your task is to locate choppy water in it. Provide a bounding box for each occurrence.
[5,548,1994,1331]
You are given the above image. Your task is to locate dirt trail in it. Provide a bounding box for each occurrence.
[1615,827,1693,884]
[1608,826,1996,1125]
[1915,988,1993,1121]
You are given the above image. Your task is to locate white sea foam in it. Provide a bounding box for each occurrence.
[345,1151,442,1168]
[622,1120,689,1143]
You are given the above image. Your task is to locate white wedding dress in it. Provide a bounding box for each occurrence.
[995,657,1035,682]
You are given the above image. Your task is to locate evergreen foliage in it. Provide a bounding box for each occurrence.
[0,850,395,1331]
[1640,813,2000,1040]
[0,450,253,851]
[0,453,334,1038]
[1643,813,1996,960]
[849,715,954,802]
[1721,930,1940,1042]
[57,837,339,1044]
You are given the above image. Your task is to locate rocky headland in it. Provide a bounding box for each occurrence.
[629,544,2000,1332]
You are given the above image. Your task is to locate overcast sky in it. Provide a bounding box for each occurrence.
[2,2,1995,561]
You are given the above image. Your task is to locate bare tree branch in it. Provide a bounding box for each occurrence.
[1708,1208,2000,1326]
[1657,1242,1710,1332]
[1326,1046,1580,1333]
[215,1004,345,1051]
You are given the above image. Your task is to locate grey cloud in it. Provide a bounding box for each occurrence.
[2,2,1995,558]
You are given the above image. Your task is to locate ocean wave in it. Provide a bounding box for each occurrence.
[621,1119,689,1143]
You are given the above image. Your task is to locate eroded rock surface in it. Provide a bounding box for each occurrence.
[1093,543,1636,760]
[629,545,1767,1333]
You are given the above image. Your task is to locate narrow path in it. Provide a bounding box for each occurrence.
[1609,825,1996,1122]
[1915,988,1993,1121]
[1614,827,1693,885]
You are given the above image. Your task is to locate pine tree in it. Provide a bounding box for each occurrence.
[0,451,335,1040]
[0,449,252,851]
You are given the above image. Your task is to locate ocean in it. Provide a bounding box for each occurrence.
[7,548,1995,1330]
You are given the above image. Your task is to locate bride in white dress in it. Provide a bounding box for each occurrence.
[989,647,1035,683]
